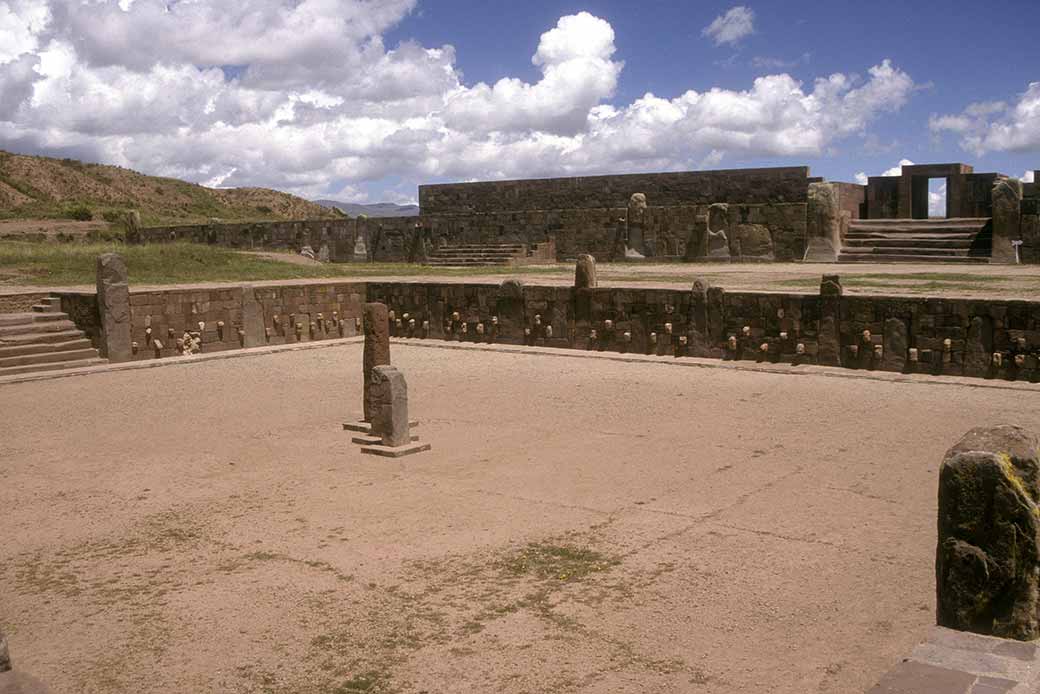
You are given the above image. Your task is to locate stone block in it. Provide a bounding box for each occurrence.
[369,365,410,447]
[574,254,597,289]
[937,425,1040,640]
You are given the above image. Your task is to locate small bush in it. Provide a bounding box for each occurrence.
[64,204,93,221]
[101,209,124,223]
[255,205,273,214]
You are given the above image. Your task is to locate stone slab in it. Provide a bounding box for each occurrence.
[350,434,420,446]
[360,442,432,458]
[343,419,419,434]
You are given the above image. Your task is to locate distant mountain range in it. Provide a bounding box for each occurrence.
[314,200,419,218]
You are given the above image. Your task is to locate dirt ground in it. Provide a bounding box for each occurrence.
[2,343,1039,693]
[1,260,1038,300]
[0,219,111,241]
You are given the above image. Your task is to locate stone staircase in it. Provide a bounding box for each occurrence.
[838,218,991,264]
[0,297,106,377]
[425,243,527,267]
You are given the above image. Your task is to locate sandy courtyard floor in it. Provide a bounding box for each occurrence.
[2,343,1039,693]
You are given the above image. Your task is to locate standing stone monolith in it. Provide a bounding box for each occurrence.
[881,317,908,371]
[818,275,842,366]
[240,284,265,348]
[991,178,1023,264]
[370,365,410,447]
[805,182,841,262]
[574,254,597,289]
[937,425,1040,640]
[362,302,390,422]
[124,210,142,244]
[96,253,132,363]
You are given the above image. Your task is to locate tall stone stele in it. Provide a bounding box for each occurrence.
[991,177,1023,264]
[369,365,410,447]
[96,253,133,363]
[574,254,597,289]
[362,302,391,422]
[936,425,1040,640]
[805,182,841,262]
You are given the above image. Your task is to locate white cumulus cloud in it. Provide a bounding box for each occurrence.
[0,2,918,201]
[702,6,755,46]
[931,82,1040,155]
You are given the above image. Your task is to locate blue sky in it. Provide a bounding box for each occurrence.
[0,0,1037,203]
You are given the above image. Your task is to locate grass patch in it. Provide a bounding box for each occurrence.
[0,241,570,286]
[501,542,619,582]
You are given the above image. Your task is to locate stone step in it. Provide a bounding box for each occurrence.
[837,253,988,264]
[0,313,35,327]
[844,237,974,249]
[32,297,63,313]
[841,246,971,257]
[0,319,78,337]
[849,217,989,227]
[0,337,94,358]
[0,347,100,369]
[0,357,107,377]
[0,329,88,346]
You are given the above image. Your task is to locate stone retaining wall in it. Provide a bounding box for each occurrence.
[7,277,1040,380]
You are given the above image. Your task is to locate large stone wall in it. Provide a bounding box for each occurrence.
[424,202,808,262]
[419,167,811,214]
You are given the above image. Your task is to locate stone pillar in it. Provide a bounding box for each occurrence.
[818,275,842,366]
[937,425,1040,640]
[240,284,265,348]
[124,210,142,244]
[805,182,841,262]
[574,254,597,289]
[706,203,731,259]
[362,302,390,422]
[881,317,908,372]
[991,178,1023,264]
[625,193,648,258]
[96,253,132,363]
[370,365,410,447]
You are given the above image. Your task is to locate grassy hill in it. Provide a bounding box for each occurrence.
[0,150,342,227]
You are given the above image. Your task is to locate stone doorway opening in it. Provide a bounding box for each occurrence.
[928,178,947,218]
[911,175,950,218]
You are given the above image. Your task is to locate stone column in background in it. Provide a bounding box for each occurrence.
[96,253,133,363]
[362,302,390,422]
[817,275,842,366]
[240,284,265,348]
[937,425,1040,640]
[574,254,597,289]
[124,210,142,244]
[991,178,1023,264]
[370,365,410,447]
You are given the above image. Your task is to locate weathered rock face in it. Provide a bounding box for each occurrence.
[574,254,597,289]
[805,182,840,262]
[991,178,1023,264]
[362,303,390,422]
[728,224,774,260]
[95,253,132,363]
[370,365,410,447]
[937,425,1040,640]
